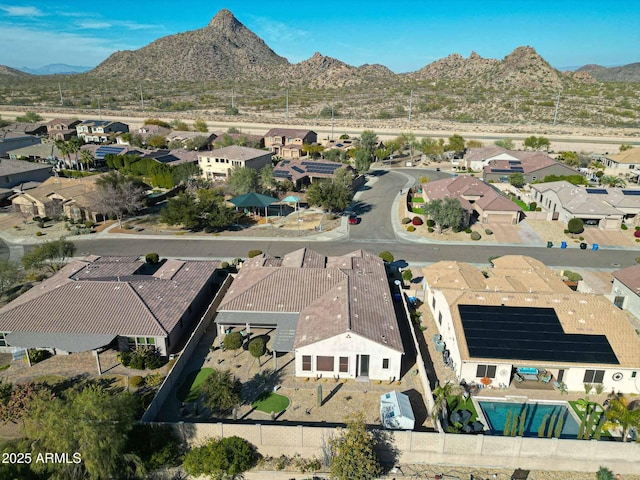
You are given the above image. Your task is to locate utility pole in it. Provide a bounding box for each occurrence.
[408,89,413,122]
[285,89,289,119]
[231,88,235,109]
[98,96,102,120]
[139,84,145,111]
[331,104,335,141]
[58,82,63,106]
[552,92,561,125]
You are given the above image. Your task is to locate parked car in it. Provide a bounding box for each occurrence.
[349,215,360,225]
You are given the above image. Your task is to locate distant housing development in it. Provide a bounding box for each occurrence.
[76,120,129,143]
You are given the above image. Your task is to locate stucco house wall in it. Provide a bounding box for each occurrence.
[295,332,402,381]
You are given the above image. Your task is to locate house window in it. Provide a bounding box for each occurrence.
[632,371,637,378]
[302,356,311,371]
[438,312,442,325]
[476,364,497,378]
[583,369,605,383]
[128,336,155,350]
[432,297,436,309]
[382,358,390,369]
[339,357,349,373]
[316,356,334,372]
[0,332,7,347]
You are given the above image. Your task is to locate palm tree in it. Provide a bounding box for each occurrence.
[596,466,615,480]
[68,137,82,169]
[604,395,640,442]
[599,175,626,188]
[431,381,459,426]
[80,149,94,171]
[54,139,71,169]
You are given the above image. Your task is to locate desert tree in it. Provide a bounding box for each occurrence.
[200,369,242,413]
[93,172,147,227]
[329,412,382,480]
[21,238,76,273]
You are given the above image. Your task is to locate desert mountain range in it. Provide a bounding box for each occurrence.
[24,9,635,86]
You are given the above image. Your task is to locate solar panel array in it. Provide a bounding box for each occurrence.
[274,170,291,179]
[95,146,126,159]
[491,168,524,173]
[279,160,290,166]
[301,161,341,175]
[291,166,305,174]
[458,304,619,364]
[622,190,640,196]
[586,188,608,194]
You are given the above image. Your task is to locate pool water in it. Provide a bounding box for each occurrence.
[478,400,580,439]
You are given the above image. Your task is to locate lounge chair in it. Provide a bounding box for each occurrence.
[458,410,472,424]
[450,412,462,424]
[541,373,552,383]
[471,421,485,433]
[514,373,524,383]
[462,424,473,433]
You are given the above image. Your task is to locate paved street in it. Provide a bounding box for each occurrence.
[7,167,637,270]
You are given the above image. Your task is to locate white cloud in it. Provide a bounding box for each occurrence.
[250,16,309,44]
[76,21,113,29]
[76,19,160,31]
[0,25,138,68]
[0,4,44,16]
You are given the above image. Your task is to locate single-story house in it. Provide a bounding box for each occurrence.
[165,131,218,150]
[273,159,364,190]
[603,148,640,171]
[11,175,105,221]
[0,122,48,137]
[0,256,221,356]
[7,142,65,165]
[0,130,42,158]
[0,159,52,200]
[477,148,580,184]
[611,265,640,316]
[198,145,272,180]
[215,248,404,381]
[421,175,522,225]
[530,181,640,228]
[423,256,640,394]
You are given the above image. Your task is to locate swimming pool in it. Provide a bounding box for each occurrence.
[478,400,580,439]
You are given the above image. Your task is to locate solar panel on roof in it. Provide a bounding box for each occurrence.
[279,160,290,166]
[586,188,608,194]
[622,190,640,196]
[291,166,305,174]
[458,304,619,364]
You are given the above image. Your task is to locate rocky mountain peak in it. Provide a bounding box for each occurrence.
[208,8,241,30]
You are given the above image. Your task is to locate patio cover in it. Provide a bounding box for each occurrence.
[5,331,116,353]
[282,195,301,203]
[229,192,279,208]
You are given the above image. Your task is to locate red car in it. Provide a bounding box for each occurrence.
[349,215,360,225]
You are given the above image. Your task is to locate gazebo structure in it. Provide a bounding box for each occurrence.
[229,192,279,218]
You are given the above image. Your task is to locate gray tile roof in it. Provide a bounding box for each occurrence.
[219,249,403,352]
[0,257,219,345]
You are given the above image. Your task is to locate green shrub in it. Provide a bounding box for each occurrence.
[464,227,472,234]
[129,355,145,370]
[564,229,570,234]
[35,231,43,237]
[621,224,628,230]
[247,250,263,258]
[85,220,95,228]
[118,351,132,367]
[568,218,584,234]
[406,225,415,232]
[220,261,230,269]
[529,202,537,210]
[378,251,394,263]
[635,226,640,231]
[485,229,493,235]
[145,253,160,264]
[412,216,423,226]
[401,217,411,225]
[248,338,266,359]
[28,349,51,364]
[564,270,583,282]
[129,375,145,388]
[426,219,435,227]
[37,221,45,228]
[145,373,164,387]
[224,331,244,350]
[428,227,434,233]
[470,232,481,241]
[402,269,413,282]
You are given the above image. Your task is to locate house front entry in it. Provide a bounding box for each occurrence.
[356,354,370,380]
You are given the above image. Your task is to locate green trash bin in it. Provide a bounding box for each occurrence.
[546,241,553,248]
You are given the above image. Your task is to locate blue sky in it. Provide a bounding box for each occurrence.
[0,1,638,73]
